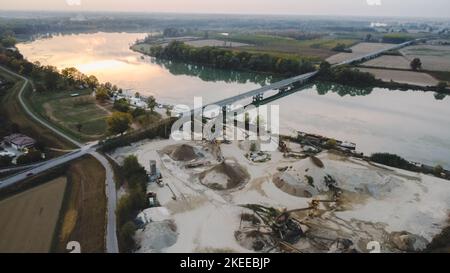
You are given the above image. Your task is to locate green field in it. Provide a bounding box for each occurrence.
[134,33,358,62]
[212,33,358,60]
[28,89,110,142]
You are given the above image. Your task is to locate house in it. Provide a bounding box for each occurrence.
[3,134,37,151]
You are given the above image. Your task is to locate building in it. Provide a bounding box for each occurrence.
[3,134,37,151]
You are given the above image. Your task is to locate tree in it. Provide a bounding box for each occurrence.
[16,151,42,165]
[122,155,146,178]
[0,156,12,167]
[118,220,137,252]
[370,153,413,170]
[147,96,157,112]
[95,86,109,102]
[410,58,422,71]
[131,107,146,119]
[332,43,348,52]
[86,75,99,89]
[113,98,130,113]
[318,61,332,77]
[107,112,132,135]
[434,165,444,176]
[437,81,448,92]
[1,36,16,47]
[42,65,60,90]
[61,67,81,85]
[326,139,337,147]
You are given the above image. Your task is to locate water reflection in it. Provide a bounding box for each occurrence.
[315,82,374,97]
[151,58,278,86]
[16,32,450,168]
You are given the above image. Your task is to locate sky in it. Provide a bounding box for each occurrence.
[1,0,449,18]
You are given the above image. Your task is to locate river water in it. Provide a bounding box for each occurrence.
[17,32,450,168]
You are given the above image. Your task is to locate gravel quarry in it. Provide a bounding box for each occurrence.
[110,137,450,253]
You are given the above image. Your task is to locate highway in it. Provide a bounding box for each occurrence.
[336,39,423,66]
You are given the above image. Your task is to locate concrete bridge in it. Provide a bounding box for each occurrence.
[336,39,424,66]
[189,38,424,116]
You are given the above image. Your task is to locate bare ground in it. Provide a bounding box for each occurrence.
[0,177,67,253]
[359,68,439,87]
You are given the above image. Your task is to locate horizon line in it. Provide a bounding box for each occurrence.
[1,9,449,21]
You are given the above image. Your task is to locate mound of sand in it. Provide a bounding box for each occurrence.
[199,159,250,190]
[169,144,198,161]
[135,220,178,253]
[273,172,319,198]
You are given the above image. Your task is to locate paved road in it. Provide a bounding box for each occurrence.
[91,152,119,253]
[0,65,119,253]
[0,148,88,188]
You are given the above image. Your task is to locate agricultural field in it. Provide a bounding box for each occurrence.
[358,68,439,87]
[326,42,397,64]
[400,45,450,72]
[134,33,358,61]
[0,177,67,253]
[166,39,248,48]
[28,89,110,142]
[54,156,107,253]
[361,55,412,70]
[223,33,357,60]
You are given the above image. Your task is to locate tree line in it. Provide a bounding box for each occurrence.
[146,41,316,76]
[0,36,103,93]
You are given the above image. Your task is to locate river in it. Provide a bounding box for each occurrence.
[17,32,450,168]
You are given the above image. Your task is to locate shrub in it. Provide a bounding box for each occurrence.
[0,155,13,167]
[118,221,137,253]
[434,165,444,176]
[16,150,42,165]
[370,153,413,170]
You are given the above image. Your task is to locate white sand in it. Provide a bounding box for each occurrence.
[111,139,450,252]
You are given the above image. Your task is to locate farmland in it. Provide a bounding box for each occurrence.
[326,42,397,64]
[0,177,67,253]
[358,68,439,87]
[134,33,358,62]
[361,55,412,70]
[401,45,450,72]
[221,33,357,60]
[54,156,107,253]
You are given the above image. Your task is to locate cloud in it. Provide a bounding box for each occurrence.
[366,0,382,6]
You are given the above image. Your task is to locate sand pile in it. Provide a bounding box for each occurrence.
[273,172,319,198]
[135,220,178,253]
[199,159,250,190]
[137,207,171,224]
[272,156,332,197]
[169,144,198,161]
